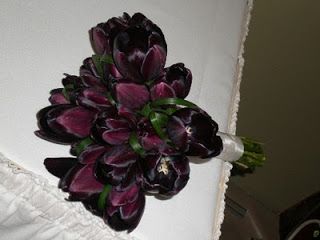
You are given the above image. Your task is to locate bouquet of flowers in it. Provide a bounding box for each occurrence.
[35,12,265,232]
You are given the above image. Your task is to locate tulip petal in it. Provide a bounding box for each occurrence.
[113,49,142,82]
[140,133,163,151]
[165,63,192,98]
[115,83,150,109]
[141,45,166,80]
[101,145,138,168]
[167,116,188,151]
[102,129,131,145]
[76,88,112,110]
[120,193,144,220]
[78,144,108,164]
[188,135,223,158]
[36,105,79,144]
[105,118,131,129]
[59,164,104,200]
[55,106,96,138]
[108,183,140,206]
[150,82,176,100]
[117,106,137,125]
[49,89,69,104]
[90,27,109,55]
[44,157,77,178]
[109,63,122,79]
[95,162,129,186]
[80,74,106,91]
[80,57,100,78]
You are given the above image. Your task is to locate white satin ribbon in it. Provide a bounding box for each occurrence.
[217,132,244,162]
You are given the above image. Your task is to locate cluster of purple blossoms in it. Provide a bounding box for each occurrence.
[35,12,222,232]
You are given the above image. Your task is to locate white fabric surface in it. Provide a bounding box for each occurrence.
[0,0,251,239]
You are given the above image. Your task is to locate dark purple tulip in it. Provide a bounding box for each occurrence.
[95,161,139,187]
[137,117,173,154]
[150,81,176,100]
[115,82,150,110]
[95,145,140,186]
[79,58,107,91]
[104,183,145,232]
[59,163,104,200]
[44,157,78,178]
[153,63,192,99]
[91,13,131,55]
[78,144,108,165]
[141,153,190,197]
[60,74,85,99]
[49,88,69,105]
[113,26,166,82]
[71,88,114,111]
[93,116,132,145]
[80,57,100,78]
[90,26,110,55]
[35,105,97,144]
[167,108,223,158]
[62,74,84,88]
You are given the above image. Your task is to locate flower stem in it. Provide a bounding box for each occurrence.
[232,137,266,176]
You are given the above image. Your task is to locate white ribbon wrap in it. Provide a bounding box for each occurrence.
[217,132,244,162]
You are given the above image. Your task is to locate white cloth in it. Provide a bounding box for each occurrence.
[0,0,252,239]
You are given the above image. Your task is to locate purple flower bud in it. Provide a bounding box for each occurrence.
[49,88,69,105]
[104,183,145,232]
[94,145,140,187]
[35,105,97,144]
[154,63,192,99]
[89,26,110,55]
[79,58,108,91]
[113,25,166,83]
[150,82,176,100]
[141,153,190,197]
[62,74,84,88]
[167,108,223,158]
[95,13,131,53]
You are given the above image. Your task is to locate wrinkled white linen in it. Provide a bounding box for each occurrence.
[0,0,251,239]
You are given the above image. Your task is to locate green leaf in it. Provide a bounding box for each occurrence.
[139,103,152,117]
[106,92,116,105]
[129,132,145,156]
[92,54,103,77]
[100,55,113,64]
[151,98,197,108]
[98,185,112,211]
[92,54,113,79]
[165,107,177,115]
[62,84,74,100]
[74,137,94,156]
[150,111,167,139]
